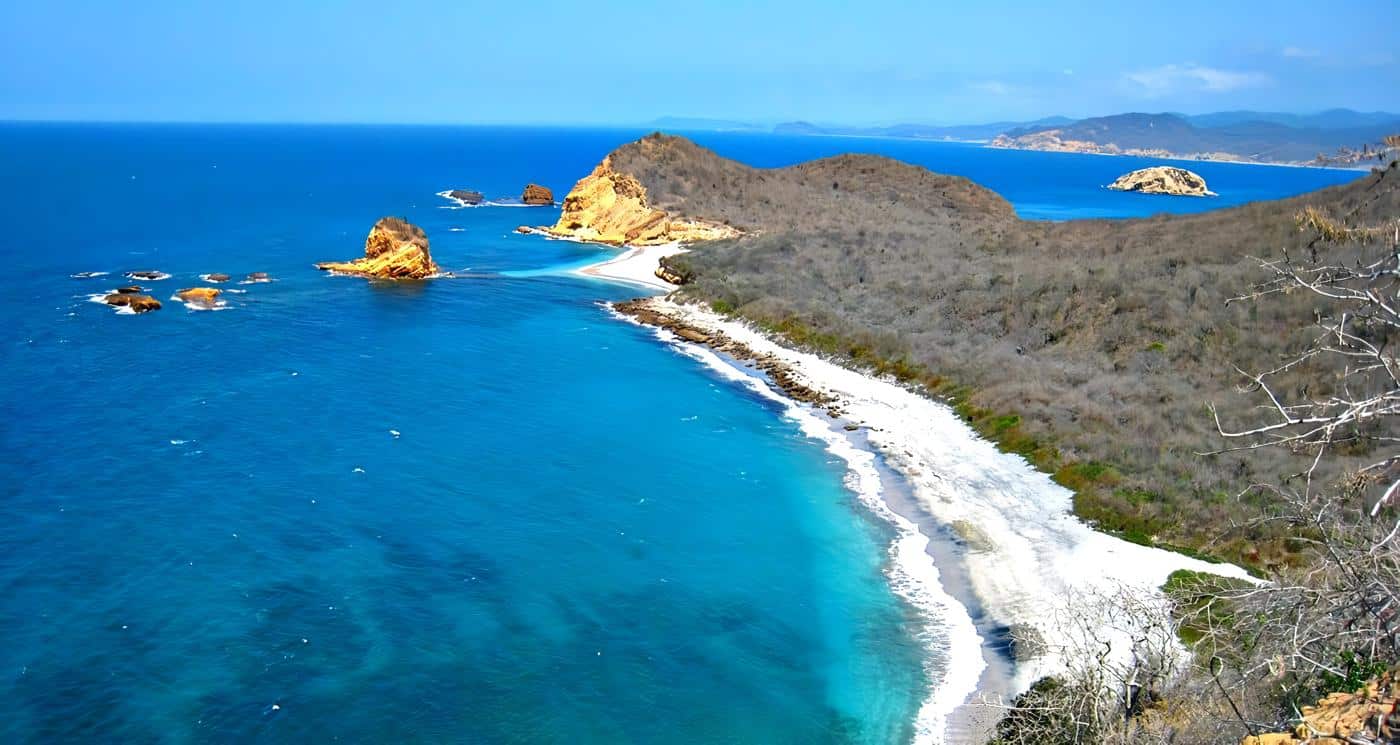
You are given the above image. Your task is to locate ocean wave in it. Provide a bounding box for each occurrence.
[434,190,543,209]
[71,271,109,279]
[622,309,985,744]
[124,271,171,281]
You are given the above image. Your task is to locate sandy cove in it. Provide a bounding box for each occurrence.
[607,294,1257,745]
[572,241,686,291]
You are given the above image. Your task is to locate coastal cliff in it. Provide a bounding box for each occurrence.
[317,217,439,279]
[538,152,742,245]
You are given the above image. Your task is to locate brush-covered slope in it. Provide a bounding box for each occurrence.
[593,133,1398,566]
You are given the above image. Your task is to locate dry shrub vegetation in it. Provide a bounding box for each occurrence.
[612,134,1399,740]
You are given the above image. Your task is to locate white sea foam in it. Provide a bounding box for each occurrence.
[618,309,984,744]
[622,298,1257,744]
[124,271,171,281]
[70,271,109,279]
[199,274,231,283]
[447,227,466,232]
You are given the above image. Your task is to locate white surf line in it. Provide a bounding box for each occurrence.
[619,297,1257,743]
[621,316,983,744]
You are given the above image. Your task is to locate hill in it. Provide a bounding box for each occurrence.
[772,117,1073,142]
[599,133,1398,567]
[992,112,1400,164]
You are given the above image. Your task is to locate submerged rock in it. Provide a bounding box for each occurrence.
[1107,166,1215,196]
[244,272,272,282]
[534,157,742,246]
[125,270,169,281]
[175,287,222,307]
[116,285,142,294]
[316,217,439,280]
[448,189,483,205]
[103,293,162,313]
[521,183,554,205]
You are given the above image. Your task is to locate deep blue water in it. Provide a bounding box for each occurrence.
[0,123,1359,743]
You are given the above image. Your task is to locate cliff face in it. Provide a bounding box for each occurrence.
[1107,166,1216,196]
[317,217,439,279]
[539,156,742,246]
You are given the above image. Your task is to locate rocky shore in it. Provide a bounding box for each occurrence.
[613,298,836,410]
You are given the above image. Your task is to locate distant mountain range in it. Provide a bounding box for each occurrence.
[648,109,1400,166]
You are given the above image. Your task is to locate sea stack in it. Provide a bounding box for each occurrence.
[1107,166,1216,196]
[534,154,742,246]
[522,184,554,205]
[316,217,439,279]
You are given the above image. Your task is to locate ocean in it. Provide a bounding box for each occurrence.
[0,123,1359,743]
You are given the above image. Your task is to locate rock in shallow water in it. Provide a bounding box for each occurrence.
[175,287,222,307]
[103,293,162,313]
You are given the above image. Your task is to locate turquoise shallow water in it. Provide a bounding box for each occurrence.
[0,123,1359,743]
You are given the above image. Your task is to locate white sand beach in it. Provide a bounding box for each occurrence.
[574,242,686,291]
[600,293,1258,744]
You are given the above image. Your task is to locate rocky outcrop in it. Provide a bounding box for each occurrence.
[204,273,231,282]
[244,272,272,282]
[1107,166,1216,197]
[125,270,169,281]
[1241,669,1398,744]
[103,293,161,313]
[534,157,742,246]
[448,189,483,205]
[522,184,554,205]
[116,285,142,294]
[316,217,439,279]
[654,264,688,285]
[175,287,222,307]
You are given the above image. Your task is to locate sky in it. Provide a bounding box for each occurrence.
[2,0,1397,125]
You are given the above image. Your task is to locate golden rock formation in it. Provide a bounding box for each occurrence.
[175,287,223,307]
[522,184,554,205]
[316,217,439,279]
[103,293,162,313]
[1242,669,1398,744]
[1107,166,1216,196]
[535,157,741,246]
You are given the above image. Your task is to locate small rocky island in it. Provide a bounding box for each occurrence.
[521,184,554,205]
[316,217,439,279]
[448,189,483,205]
[1107,166,1216,196]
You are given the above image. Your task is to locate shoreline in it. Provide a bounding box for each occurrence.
[603,293,1257,744]
[980,142,1377,172]
[572,241,686,291]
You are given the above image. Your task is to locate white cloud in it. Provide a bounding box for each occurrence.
[968,80,1009,95]
[1124,63,1271,95]
[1282,46,1320,58]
